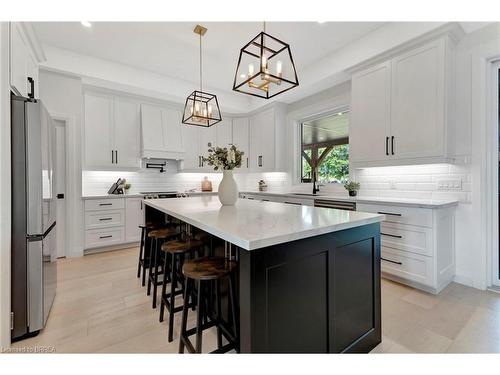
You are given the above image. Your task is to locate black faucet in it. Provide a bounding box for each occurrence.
[312,171,319,195]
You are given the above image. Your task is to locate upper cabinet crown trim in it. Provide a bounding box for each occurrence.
[346,22,465,75]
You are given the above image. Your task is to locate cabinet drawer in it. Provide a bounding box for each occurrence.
[381,247,434,287]
[85,209,125,229]
[85,227,125,249]
[357,203,432,227]
[84,198,125,211]
[381,222,433,257]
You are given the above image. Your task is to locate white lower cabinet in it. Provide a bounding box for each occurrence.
[357,203,455,294]
[125,198,144,243]
[84,196,144,250]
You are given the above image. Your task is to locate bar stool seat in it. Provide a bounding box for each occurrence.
[179,257,239,354]
[182,257,236,281]
[159,238,205,342]
[148,227,178,240]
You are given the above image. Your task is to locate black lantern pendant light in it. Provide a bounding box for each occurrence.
[182,24,222,127]
[232,22,299,99]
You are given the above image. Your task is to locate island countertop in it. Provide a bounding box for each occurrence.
[144,196,384,250]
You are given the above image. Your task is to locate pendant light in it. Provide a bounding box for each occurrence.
[232,22,299,99]
[182,24,222,127]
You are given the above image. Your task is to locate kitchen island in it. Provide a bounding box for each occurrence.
[145,196,385,353]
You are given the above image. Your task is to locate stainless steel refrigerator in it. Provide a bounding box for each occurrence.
[11,94,57,341]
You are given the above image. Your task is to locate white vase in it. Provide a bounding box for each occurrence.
[218,170,238,206]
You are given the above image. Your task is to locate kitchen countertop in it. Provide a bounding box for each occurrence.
[144,196,384,250]
[240,190,459,209]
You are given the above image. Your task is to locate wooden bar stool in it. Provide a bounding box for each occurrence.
[147,227,180,308]
[137,222,159,286]
[178,257,238,354]
[159,238,204,342]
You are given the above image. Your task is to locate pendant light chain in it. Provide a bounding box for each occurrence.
[263,21,266,33]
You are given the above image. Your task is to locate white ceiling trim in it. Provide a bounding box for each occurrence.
[39,44,254,113]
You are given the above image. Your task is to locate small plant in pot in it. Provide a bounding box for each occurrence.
[343,180,360,197]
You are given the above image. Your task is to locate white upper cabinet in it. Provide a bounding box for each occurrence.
[350,61,391,164]
[84,91,141,170]
[390,39,445,159]
[84,92,114,169]
[232,117,250,169]
[349,37,454,168]
[249,105,286,172]
[140,104,184,160]
[180,124,201,170]
[114,97,141,168]
[10,22,40,98]
[215,117,233,149]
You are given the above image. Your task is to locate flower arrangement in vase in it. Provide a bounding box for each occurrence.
[203,143,244,205]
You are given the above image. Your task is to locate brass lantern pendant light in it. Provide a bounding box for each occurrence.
[233,22,299,99]
[182,24,222,127]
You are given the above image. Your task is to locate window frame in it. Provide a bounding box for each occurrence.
[296,106,350,185]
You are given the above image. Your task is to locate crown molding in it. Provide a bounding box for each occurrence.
[345,22,465,75]
[16,22,46,63]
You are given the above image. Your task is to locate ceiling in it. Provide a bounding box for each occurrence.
[32,22,385,97]
[302,111,349,147]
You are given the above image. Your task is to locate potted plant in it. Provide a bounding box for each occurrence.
[203,143,244,205]
[343,180,360,197]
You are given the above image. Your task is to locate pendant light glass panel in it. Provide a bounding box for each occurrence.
[233,32,299,99]
[182,90,221,127]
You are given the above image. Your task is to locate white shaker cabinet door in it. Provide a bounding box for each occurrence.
[349,61,391,163]
[114,97,141,169]
[198,126,216,170]
[232,117,249,169]
[180,124,201,170]
[215,117,233,149]
[125,198,143,243]
[84,92,114,169]
[10,23,29,97]
[390,39,445,159]
[250,108,275,171]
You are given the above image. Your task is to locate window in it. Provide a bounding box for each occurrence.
[300,111,349,184]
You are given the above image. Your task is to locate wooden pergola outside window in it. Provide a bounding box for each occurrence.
[301,137,349,182]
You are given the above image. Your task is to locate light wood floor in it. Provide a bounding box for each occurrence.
[10,247,500,353]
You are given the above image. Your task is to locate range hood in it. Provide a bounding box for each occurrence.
[141,104,185,160]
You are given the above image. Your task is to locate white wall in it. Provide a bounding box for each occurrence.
[39,70,85,258]
[453,23,500,289]
[0,22,12,349]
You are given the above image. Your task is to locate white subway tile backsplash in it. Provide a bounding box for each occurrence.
[82,170,290,196]
[354,164,471,203]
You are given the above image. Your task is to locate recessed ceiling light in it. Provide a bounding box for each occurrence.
[337,112,343,116]
[317,21,327,24]
[81,21,92,28]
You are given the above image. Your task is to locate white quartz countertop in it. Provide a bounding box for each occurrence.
[241,191,459,209]
[82,193,145,199]
[144,196,384,251]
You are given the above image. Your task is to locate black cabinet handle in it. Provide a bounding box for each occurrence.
[391,136,395,155]
[99,235,113,239]
[284,201,301,205]
[381,232,403,239]
[385,136,389,156]
[27,77,35,99]
[377,211,402,217]
[246,157,249,168]
[381,257,402,265]
[99,203,113,206]
[115,150,118,164]
[111,150,114,164]
[99,218,113,221]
